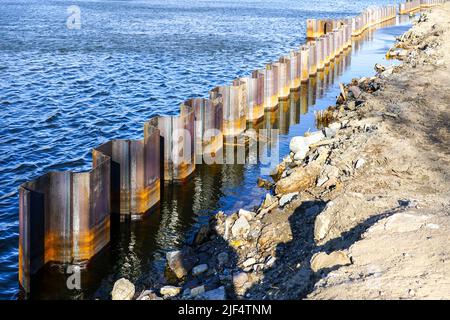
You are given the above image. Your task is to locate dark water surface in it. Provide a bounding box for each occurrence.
[0,0,408,299]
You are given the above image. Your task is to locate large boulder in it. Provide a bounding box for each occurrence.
[111,278,135,300]
[166,248,198,279]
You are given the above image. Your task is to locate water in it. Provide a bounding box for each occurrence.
[0,0,409,299]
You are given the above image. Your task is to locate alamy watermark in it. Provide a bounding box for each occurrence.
[67,5,81,29]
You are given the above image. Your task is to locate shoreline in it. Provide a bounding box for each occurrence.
[119,3,450,300]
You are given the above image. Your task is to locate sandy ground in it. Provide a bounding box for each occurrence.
[304,4,450,300]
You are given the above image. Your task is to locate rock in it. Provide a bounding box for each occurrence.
[111,278,135,300]
[275,163,321,194]
[348,86,361,99]
[190,285,205,297]
[192,264,208,276]
[314,210,332,242]
[224,215,236,240]
[316,176,329,187]
[294,148,308,161]
[329,122,341,131]
[194,224,210,245]
[323,127,337,139]
[166,248,197,279]
[160,285,182,297]
[374,63,386,73]
[279,192,299,207]
[242,257,256,268]
[347,100,356,111]
[262,193,276,208]
[231,216,251,238]
[289,136,309,154]
[232,272,249,288]
[137,290,163,300]
[266,256,276,267]
[310,251,351,272]
[238,209,254,221]
[354,158,366,169]
[257,177,272,189]
[217,252,229,267]
[304,131,325,145]
[200,286,226,300]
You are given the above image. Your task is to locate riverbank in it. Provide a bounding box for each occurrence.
[112,3,450,300]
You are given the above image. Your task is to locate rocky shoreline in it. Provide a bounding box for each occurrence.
[112,4,450,300]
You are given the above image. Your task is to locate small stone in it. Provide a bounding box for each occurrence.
[310,251,351,272]
[323,127,337,139]
[242,257,256,268]
[166,248,197,279]
[190,285,205,297]
[348,86,361,99]
[232,272,249,288]
[316,176,329,187]
[294,148,308,161]
[193,224,210,245]
[347,100,356,111]
[279,192,299,207]
[137,290,163,300]
[192,264,208,276]
[266,256,276,267]
[355,158,366,169]
[289,136,309,154]
[238,209,254,221]
[160,285,182,297]
[262,193,276,208]
[374,63,386,73]
[200,286,226,300]
[231,216,251,238]
[314,210,332,242]
[217,252,229,267]
[111,278,135,300]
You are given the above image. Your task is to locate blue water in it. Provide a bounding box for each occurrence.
[0,0,407,299]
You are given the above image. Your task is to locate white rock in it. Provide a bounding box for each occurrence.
[279,192,299,207]
[160,285,181,297]
[238,209,254,221]
[304,131,325,145]
[355,158,366,169]
[294,148,308,161]
[266,256,276,267]
[314,210,332,242]
[317,176,329,187]
[242,257,256,268]
[192,264,208,276]
[232,272,249,288]
[111,278,135,300]
[289,136,309,154]
[231,216,251,238]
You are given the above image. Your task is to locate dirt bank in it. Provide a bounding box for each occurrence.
[113,3,450,300]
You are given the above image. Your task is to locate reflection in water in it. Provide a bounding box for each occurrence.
[27,17,410,300]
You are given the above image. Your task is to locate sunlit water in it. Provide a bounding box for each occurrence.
[0,0,409,299]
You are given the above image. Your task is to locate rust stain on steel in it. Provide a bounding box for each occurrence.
[240,71,265,123]
[274,56,291,100]
[147,104,196,181]
[181,97,224,158]
[93,124,161,217]
[210,80,247,137]
[259,63,279,111]
[19,154,110,292]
